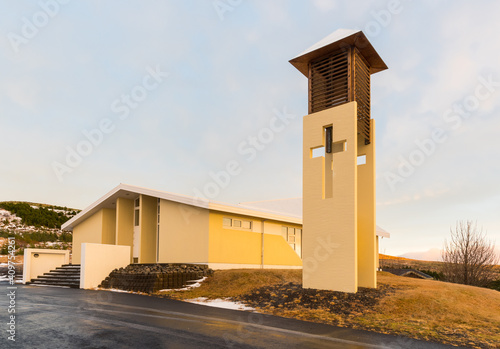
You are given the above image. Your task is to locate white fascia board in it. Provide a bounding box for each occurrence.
[62,183,210,231]
[376,225,391,238]
[61,184,123,231]
[62,183,302,230]
[208,202,302,225]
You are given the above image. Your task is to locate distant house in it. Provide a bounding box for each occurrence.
[62,183,390,269]
[383,268,433,280]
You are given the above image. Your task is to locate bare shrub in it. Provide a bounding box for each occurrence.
[442,220,498,287]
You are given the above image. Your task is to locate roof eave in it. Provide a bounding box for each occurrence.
[289,30,388,77]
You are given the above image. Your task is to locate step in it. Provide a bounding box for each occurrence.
[30,281,79,288]
[27,264,82,289]
[56,266,81,270]
[44,272,80,277]
[32,278,79,285]
[38,276,80,281]
[32,281,80,287]
[46,270,80,273]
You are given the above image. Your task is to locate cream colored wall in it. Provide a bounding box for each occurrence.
[116,197,134,262]
[72,210,104,264]
[102,208,116,245]
[303,102,358,293]
[140,195,157,263]
[158,200,209,263]
[22,248,69,283]
[263,221,283,236]
[80,243,130,289]
[357,120,377,288]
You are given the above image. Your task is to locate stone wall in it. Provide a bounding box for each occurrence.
[99,263,213,293]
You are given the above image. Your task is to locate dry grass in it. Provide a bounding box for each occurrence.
[158,269,301,300]
[358,272,500,348]
[159,269,500,348]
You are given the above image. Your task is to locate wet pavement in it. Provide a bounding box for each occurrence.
[0,283,461,348]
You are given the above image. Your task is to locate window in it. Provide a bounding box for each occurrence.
[357,155,366,165]
[241,220,251,229]
[287,227,296,243]
[135,198,140,207]
[134,209,140,226]
[283,226,302,257]
[223,217,252,230]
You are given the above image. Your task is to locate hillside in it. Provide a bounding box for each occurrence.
[0,202,80,255]
[159,269,500,348]
[0,201,79,229]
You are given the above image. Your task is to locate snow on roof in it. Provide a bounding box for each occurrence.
[289,28,388,77]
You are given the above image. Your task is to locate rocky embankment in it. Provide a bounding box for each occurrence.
[100,263,214,293]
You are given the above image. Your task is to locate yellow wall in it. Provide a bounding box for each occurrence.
[209,211,261,264]
[140,195,157,263]
[356,120,377,288]
[102,208,116,245]
[158,200,209,263]
[72,210,104,264]
[116,197,134,262]
[303,102,358,292]
[209,212,302,267]
[263,234,302,266]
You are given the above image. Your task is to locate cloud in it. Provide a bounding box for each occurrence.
[313,0,337,12]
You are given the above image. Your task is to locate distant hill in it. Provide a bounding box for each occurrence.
[399,248,443,261]
[0,201,80,229]
[0,202,80,255]
[379,254,414,261]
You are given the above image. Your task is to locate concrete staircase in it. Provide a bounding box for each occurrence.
[29,264,81,288]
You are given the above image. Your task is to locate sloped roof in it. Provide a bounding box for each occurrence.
[383,269,433,279]
[61,183,301,231]
[62,184,391,238]
[289,29,388,77]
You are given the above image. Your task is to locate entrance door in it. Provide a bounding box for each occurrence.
[133,197,141,262]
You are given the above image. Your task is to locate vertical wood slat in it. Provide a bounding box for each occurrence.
[353,48,371,143]
[347,46,353,102]
[308,46,371,144]
[309,49,349,114]
[308,63,312,114]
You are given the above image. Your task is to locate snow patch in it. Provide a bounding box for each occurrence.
[99,288,134,293]
[186,297,255,311]
[159,277,207,292]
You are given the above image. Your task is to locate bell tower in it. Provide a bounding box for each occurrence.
[290,29,387,292]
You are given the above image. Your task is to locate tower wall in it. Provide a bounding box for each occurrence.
[302,102,358,293]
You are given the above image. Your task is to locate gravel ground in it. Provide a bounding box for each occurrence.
[237,282,395,315]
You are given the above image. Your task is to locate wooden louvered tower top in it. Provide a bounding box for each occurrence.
[289,29,387,144]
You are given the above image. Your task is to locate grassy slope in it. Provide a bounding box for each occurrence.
[159,269,500,348]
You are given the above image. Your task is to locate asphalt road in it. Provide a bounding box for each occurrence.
[0,283,462,349]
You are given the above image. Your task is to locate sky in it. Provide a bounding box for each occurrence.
[0,0,499,257]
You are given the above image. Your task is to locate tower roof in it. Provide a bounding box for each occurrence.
[289,29,388,77]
